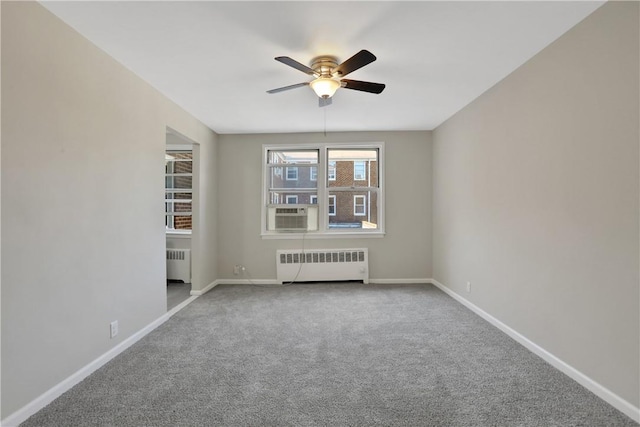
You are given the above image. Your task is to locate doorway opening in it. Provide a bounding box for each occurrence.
[165,128,197,311]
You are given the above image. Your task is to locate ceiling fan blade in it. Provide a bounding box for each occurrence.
[267,82,309,94]
[319,97,332,108]
[332,50,376,77]
[274,56,318,76]
[341,79,386,94]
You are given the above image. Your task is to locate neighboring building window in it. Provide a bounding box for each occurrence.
[354,195,366,216]
[328,195,336,216]
[263,144,383,235]
[328,161,336,181]
[274,167,283,177]
[354,161,366,180]
[165,149,193,232]
[286,167,298,180]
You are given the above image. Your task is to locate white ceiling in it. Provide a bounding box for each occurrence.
[40,1,604,135]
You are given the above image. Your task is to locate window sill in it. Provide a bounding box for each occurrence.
[261,231,385,240]
[166,230,192,239]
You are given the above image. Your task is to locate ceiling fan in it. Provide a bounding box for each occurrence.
[267,50,386,107]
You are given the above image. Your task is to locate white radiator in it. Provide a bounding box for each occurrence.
[276,248,369,284]
[166,249,191,283]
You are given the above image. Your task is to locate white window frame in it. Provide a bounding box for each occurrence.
[262,142,384,238]
[286,167,298,181]
[310,195,318,205]
[310,166,317,181]
[354,161,366,181]
[285,195,298,204]
[354,195,366,216]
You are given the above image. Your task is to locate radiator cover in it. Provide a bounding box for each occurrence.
[167,249,191,283]
[276,248,369,284]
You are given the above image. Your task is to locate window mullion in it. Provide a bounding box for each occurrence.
[318,147,328,230]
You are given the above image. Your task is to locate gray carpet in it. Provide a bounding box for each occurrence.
[166,281,191,311]
[21,283,637,426]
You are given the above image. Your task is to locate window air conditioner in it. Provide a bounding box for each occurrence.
[267,205,318,231]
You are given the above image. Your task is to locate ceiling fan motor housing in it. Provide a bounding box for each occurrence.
[310,56,340,77]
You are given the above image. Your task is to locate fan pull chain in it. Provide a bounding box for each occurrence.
[324,106,327,137]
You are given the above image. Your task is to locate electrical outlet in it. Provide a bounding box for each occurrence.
[233,265,241,275]
[110,320,118,338]
[466,282,471,293]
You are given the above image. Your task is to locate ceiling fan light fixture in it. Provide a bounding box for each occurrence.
[310,77,341,98]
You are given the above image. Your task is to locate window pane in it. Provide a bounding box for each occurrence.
[170,215,192,230]
[268,191,316,205]
[166,175,192,189]
[328,149,378,188]
[268,150,318,164]
[165,152,192,174]
[269,165,317,190]
[166,201,192,214]
[328,190,378,229]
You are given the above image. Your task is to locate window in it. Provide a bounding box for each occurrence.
[165,149,192,232]
[265,149,319,232]
[328,148,379,229]
[354,195,366,216]
[354,161,366,180]
[286,167,298,180]
[328,161,336,181]
[263,143,383,236]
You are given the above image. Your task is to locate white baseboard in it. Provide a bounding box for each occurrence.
[368,278,430,285]
[201,278,431,287]
[213,279,281,286]
[190,279,221,296]
[429,278,640,424]
[167,295,198,315]
[1,296,199,427]
[190,279,285,295]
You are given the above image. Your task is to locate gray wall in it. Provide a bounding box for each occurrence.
[432,1,639,407]
[1,2,218,417]
[217,131,432,282]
